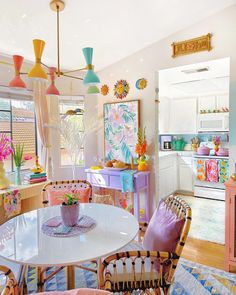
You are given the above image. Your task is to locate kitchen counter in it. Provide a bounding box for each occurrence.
[159,150,195,158]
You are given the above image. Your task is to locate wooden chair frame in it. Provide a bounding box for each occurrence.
[42,179,93,207]
[0,265,18,295]
[99,195,192,295]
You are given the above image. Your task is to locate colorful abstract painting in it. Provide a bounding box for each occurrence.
[104,100,140,163]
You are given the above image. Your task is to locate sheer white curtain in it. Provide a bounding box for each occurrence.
[32,80,52,178]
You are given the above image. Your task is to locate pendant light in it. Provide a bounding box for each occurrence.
[28,39,48,80]
[46,67,60,95]
[9,55,26,89]
[83,48,100,85]
[87,85,100,94]
[5,0,100,91]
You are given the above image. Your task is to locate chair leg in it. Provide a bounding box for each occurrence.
[37,267,45,292]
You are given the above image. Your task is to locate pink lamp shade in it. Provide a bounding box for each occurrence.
[9,55,26,89]
[46,67,60,95]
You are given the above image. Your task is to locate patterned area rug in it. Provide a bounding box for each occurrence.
[26,258,236,294]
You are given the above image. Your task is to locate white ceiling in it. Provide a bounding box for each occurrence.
[0,0,236,71]
[159,58,230,97]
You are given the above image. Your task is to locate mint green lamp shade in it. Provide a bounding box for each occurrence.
[83,47,100,85]
[87,85,100,94]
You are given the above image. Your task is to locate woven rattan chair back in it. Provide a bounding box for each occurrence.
[0,265,18,295]
[42,180,92,207]
[99,195,192,295]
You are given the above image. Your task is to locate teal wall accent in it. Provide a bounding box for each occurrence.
[230,81,236,145]
[159,133,229,144]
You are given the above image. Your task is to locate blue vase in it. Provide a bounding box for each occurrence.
[15,166,21,185]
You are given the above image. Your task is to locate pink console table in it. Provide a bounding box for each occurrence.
[85,169,150,223]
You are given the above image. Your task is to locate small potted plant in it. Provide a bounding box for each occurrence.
[12,143,32,185]
[60,193,80,227]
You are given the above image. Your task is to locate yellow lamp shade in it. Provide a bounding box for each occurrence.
[28,39,48,80]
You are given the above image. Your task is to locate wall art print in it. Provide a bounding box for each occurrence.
[101,84,109,96]
[104,100,140,163]
[114,79,130,99]
[135,78,147,90]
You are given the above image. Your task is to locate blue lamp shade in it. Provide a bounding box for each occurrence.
[87,85,100,94]
[83,47,100,85]
[83,70,100,85]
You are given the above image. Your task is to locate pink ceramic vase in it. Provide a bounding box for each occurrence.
[60,203,79,227]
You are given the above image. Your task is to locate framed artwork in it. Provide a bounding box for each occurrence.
[103,100,140,163]
[172,33,212,58]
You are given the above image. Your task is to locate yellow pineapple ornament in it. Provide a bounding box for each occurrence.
[31,156,44,174]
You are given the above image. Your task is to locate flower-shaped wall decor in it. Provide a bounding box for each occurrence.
[135,78,147,90]
[114,79,130,99]
[101,84,109,96]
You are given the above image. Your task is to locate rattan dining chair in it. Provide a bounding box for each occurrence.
[0,265,18,295]
[42,180,93,207]
[99,195,192,295]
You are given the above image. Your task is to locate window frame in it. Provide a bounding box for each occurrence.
[0,92,38,173]
[59,97,85,168]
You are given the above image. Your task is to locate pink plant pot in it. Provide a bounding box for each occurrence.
[60,203,79,227]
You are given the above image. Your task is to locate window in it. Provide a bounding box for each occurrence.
[59,100,84,166]
[0,98,37,172]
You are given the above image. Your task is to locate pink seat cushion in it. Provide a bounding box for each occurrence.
[33,288,111,294]
[143,200,185,253]
[47,187,91,206]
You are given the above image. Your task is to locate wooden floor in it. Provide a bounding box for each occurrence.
[182,237,225,270]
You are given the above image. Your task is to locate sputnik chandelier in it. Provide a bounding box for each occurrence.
[6,0,100,95]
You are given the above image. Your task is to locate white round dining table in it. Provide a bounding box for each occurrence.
[0,203,139,290]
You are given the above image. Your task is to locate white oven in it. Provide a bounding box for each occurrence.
[198,113,229,132]
[193,155,228,201]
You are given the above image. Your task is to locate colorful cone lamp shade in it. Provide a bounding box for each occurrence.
[83,47,100,85]
[87,85,100,94]
[46,67,60,95]
[9,55,26,89]
[28,39,48,80]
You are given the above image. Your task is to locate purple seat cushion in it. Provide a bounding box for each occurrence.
[143,200,185,253]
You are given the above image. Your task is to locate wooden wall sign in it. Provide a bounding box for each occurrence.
[172,33,212,58]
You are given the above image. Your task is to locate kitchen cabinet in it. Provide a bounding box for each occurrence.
[169,98,197,134]
[217,94,229,110]
[198,94,229,113]
[178,156,194,192]
[159,154,177,199]
[198,95,216,112]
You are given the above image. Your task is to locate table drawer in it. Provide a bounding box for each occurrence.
[109,175,121,189]
[87,173,109,187]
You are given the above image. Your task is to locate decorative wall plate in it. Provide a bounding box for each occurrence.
[101,84,109,96]
[114,79,130,99]
[136,78,147,90]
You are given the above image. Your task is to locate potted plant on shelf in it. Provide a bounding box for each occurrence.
[0,133,13,189]
[60,193,80,227]
[135,127,148,171]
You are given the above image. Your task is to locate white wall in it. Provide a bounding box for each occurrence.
[96,4,236,213]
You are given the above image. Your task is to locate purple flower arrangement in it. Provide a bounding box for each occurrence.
[0,133,13,161]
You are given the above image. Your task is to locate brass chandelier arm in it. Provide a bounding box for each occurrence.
[62,73,83,80]
[56,4,61,77]
[63,67,87,74]
[41,62,50,69]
